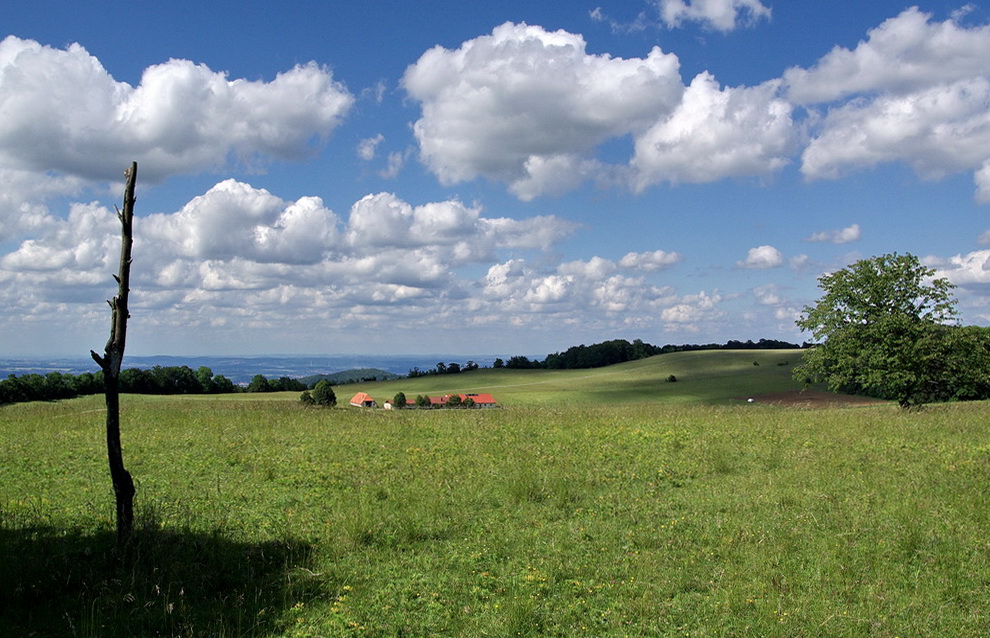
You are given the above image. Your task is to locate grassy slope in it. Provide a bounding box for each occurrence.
[341,349,809,407]
[8,350,988,637]
[3,394,989,636]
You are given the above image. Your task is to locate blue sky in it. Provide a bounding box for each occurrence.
[2,0,990,357]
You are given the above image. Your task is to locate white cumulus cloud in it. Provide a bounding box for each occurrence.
[936,250,990,287]
[659,290,723,329]
[617,250,682,271]
[402,22,683,198]
[631,73,794,188]
[657,0,771,32]
[784,9,990,202]
[357,134,384,161]
[738,245,783,269]
[785,7,990,105]
[0,181,584,326]
[403,22,801,199]
[480,255,676,322]
[806,223,861,244]
[975,161,990,204]
[0,36,354,219]
[143,179,340,265]
[801,78,990,182]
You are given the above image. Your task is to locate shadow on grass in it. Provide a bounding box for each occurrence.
[0,516,323,637]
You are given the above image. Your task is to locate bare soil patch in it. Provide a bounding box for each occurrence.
[738,389,888,408]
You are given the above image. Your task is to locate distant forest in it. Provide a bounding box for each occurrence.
[1,338,802,406]
[0,365,303,405]
[499,337,803,371]
[409,337,802,377]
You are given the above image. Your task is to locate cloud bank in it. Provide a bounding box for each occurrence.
[401,10,990,203]
[0,36,353,240]
[2,180,713,349]
[5,5,990,354]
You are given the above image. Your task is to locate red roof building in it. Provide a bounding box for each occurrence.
[349,392,377,408]
[350,392,497,408]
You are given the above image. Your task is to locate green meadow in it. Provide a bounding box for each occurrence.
[3,350,990,636]
[357,349,806,407]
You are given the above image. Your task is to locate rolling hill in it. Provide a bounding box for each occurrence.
[335,349,826,407]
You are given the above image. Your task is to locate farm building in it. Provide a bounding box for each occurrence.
[350,391,497,408]
[349,392,377,408]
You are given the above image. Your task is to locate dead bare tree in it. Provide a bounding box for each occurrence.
[91,161,137,545]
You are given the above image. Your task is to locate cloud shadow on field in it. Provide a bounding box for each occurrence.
[0,516,325,637]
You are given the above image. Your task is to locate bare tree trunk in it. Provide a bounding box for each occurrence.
[91,162,137,546]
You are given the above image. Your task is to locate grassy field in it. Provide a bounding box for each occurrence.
[2,352,990,636]
[346,349,808,407]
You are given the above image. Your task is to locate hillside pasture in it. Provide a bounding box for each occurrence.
[3,363,989,636]
[350,349,816,407]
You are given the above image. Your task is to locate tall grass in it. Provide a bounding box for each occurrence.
[3,393,989,635]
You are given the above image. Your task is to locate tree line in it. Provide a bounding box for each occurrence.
[406,360,481,378]
[497,337,803,371]
[2,337,806,407]
[0,366,309,406]
[404,337,803,377]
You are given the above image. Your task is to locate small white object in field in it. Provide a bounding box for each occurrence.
[747,397,754,403]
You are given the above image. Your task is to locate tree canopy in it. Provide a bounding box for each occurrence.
[505,337,800,371]
[311,380,337,407]
[793,252,987,407]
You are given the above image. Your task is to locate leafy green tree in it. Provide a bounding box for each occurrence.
[0,376,17,405]
[794,252,958,407]
[212,374,236,394]
[196,366,216,393]
[273,376,307,392]
[311,380,336,407]
[71,371,103,396]
[120,368,155,393]
[393,392,407,408]
[446,394,463,408]
[506,355,536,369]
[907,324,990,403]
[5,374,43,402]
[247,374,272,393]
[415,394,430,408]
[493,358,504,369]
[948,326,990,400]
[44,372,74,400]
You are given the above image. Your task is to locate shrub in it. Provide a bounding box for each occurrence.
[311,380,336,407]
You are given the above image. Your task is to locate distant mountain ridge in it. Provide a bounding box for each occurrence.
[0,354,503,384]
[300,369,400,386]
[0,340,805,384]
